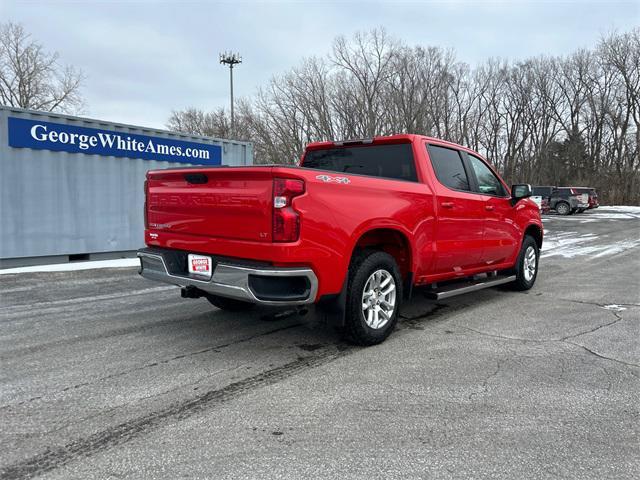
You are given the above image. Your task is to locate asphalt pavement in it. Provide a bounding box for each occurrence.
[1,207,639,479]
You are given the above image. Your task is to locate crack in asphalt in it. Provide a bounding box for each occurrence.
[457,326,538,343]
[559,310,625,341]
[468,356,507,401]
[458,325,640,372]
[564,341,640,373]
[557,298,640,310]
[456,296,639,373]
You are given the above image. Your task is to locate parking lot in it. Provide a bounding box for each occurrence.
[1,207,639,479]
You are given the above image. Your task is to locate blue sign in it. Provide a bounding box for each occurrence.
[7,117,222,165]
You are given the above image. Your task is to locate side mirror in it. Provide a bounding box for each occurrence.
[511,184,532,206]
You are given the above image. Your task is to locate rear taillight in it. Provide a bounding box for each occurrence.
[144,180,149,229]
[273,178,305,242]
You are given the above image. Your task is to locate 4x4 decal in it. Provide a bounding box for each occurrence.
[315,174,350,184]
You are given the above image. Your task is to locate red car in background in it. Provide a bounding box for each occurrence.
[572,187,599,211]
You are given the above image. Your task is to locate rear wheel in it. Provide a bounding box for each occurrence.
[206,294,254,311]
[556,201,571,215]
[510,235,539,291]
[343,251,403,346]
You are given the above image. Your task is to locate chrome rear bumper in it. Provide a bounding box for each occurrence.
[137,250,318,306]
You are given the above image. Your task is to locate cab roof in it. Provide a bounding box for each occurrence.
[305,134,477,155]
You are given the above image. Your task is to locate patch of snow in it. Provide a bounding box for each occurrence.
[583,214,632,220]
[592,240,640,258]
[603,304,627,312]
[0,258,140,275]
[605,206,640,213]
[541,230,640,259]
[583,212,639,220]
[580,206,640,220]
[548,212,638,220]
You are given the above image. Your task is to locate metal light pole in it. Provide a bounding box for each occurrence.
[219,52,242,135]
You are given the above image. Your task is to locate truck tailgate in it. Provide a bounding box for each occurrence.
[146,167,274,242]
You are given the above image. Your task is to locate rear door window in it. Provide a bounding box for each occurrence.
[302,144,418,182]
[426,144,471,191]
[467,154,507,197]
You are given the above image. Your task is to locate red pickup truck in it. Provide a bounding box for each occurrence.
[138,135,542,345]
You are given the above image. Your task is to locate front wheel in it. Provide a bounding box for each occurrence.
[343,251,403,346]
[510,236,539,291]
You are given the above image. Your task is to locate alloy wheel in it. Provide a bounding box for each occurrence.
[361,269,397,330]
[523,245,537,282]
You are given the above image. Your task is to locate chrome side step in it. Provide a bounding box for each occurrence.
[425,274,516,300]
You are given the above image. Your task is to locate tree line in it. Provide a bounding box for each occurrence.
[2,20,636,204]
[169,28,639,205]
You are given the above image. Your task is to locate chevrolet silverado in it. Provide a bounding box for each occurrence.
[138,135,542,345]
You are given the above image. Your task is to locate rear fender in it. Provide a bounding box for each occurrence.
[316,223,415,328]
[347,221,416,282]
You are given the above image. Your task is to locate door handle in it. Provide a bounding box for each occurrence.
[485,205,495,211]
[441,202,454,209]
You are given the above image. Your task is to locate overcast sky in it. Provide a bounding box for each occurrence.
[3,0,639,129]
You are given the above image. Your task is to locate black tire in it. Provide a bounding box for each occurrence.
[510,235,539,291]
[343,250,403,346]
[206,294,254,311]
[577,208,585,214]
[556,201,571,215]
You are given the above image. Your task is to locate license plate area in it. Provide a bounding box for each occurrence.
[188,254,212,279]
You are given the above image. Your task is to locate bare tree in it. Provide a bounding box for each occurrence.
[0,22,84,113]
[598,29,640,202]
[330,28,396,138]
[167,107,230,138]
